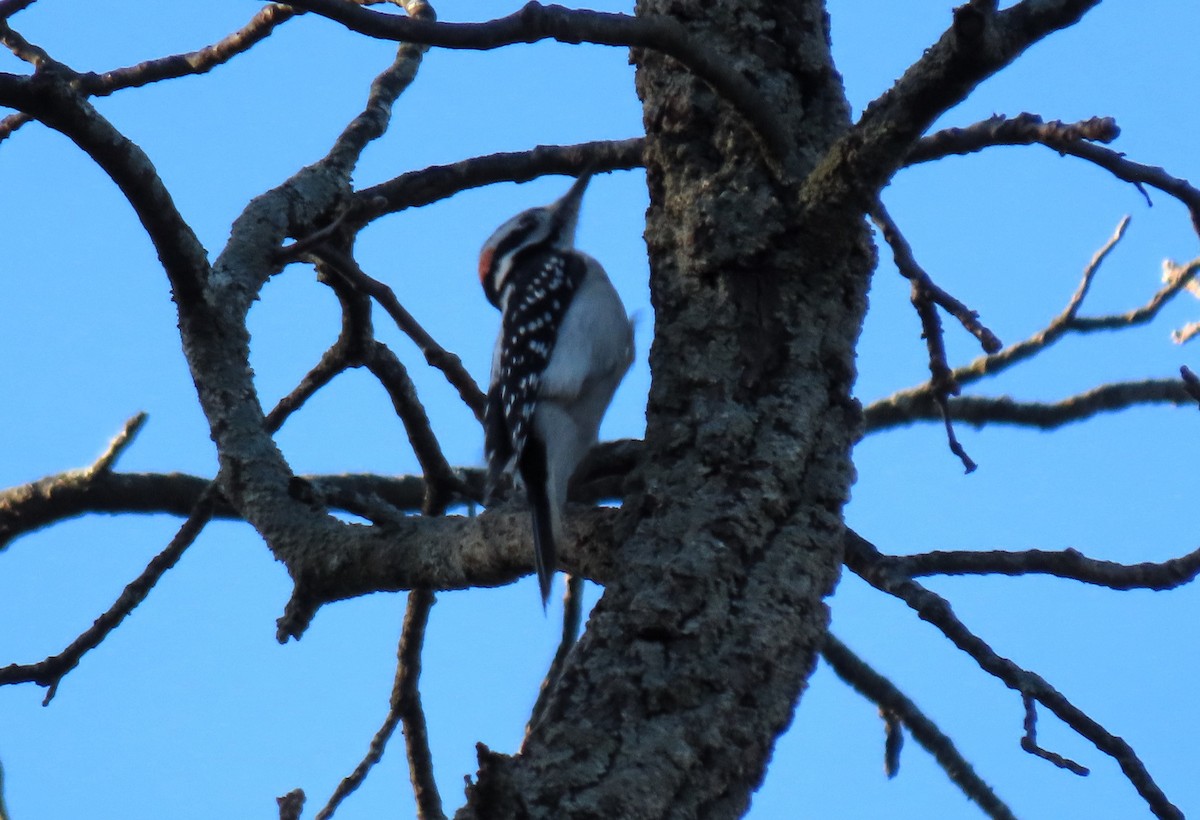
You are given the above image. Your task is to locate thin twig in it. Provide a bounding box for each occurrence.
[864,378,1196,433]
[0,757,9,820]
[821,632,1015,819]
[844,531,1182,820]
[0,486,217,702]
[908,113,1121,165]
[881,707,903,779]
[1021,694,1089,775]
[907,112,1200,237]
[399,589,443,820]
[525,574,585,744]
[263,342,353,434]
[350,138,645,226]
[0,7,296,144]
[304,244,486,419]
[957,216,1131,386]
[315,589,443,820]
[870,201,1002,353]
[363,340,465,511]
[881,544,1200,591]
[325,0,433,172]
[88,412,148,475]
[872,201,977,472]
[77,6,297,95]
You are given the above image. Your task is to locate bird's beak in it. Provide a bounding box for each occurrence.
[551,171,592,242]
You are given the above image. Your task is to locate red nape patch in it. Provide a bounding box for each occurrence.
[478,248,494,285]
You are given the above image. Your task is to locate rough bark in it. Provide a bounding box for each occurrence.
[460,3,871,817]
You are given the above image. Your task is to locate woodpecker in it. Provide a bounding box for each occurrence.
[479,173,634,606]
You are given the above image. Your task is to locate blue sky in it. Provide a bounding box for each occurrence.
[1,2,1199,818]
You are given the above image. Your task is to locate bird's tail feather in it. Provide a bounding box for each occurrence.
[520,435,557,608]
[530,498,557,609]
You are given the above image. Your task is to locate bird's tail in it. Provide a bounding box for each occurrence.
[530,494,557,609]
[520,435,557,608]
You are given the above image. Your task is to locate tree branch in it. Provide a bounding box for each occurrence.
[864,378,1197,433]
[877,544,1200,591]
[906,113,1120,165]
[821,632,1015,820]
[872,200,978,472]
[324,0,434,173]
[866,215,1200,431]
[314,589,443,820]
[0,488,217,702]
[525,574,585,743]
[0,59,210,304]
[304,244,487,419]
[77,5,297,95]
[349,138,645,226]
[844,531,1183,820]
[907,111,1200,235]
[801,0,1103,216]
[270,0,788,160]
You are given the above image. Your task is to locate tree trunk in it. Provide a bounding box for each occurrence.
[461,2,874,816]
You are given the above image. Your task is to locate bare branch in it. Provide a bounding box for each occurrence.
[882,708,903,780]
[89,412,148,475]
[953,217,1133,386]
[1022,695,1088,776]
[877,545,1200,592]
[868,217,1200,432]
[0,487,217,702]
[871,201,1002,354]
[0,20,47,64]
[1049,141,1200,235]
[273,0,788,160]
[865,378,1196,433]
[351,138,645,226]
[77,6,297,95]
[0,111,31,140]
[1070,257,1200,332]
[1171,321,1200,345]
[363,339,466,511]
[844,532,1182,820]
[525,574,585,743]
[907,113,1120,165]
[263,342,353,434]
[801,0,1103,217]
[0,440,641,551]
[315,589,443,820]
[304,244,486,419]
[821,632,1015,820]
[0,66,210,305]
[398,589,443,820]
[907,112,1200,234]
[325,0,434,172]
[0,758,8,820]
[872,201,977,472]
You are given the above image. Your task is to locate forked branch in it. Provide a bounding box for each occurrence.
[822,632,1015,820]
[844,532,1183,820]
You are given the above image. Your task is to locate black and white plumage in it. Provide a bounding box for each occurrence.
[478,173,633,606]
